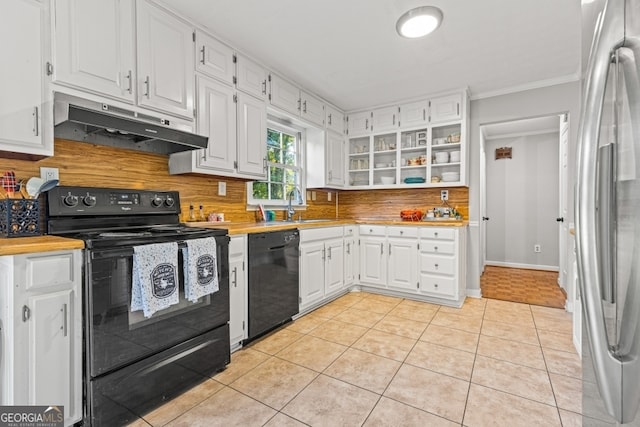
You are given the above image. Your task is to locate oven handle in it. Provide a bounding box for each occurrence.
[90,241,193,259]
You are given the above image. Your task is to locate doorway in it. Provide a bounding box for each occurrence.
[479,114,569,308]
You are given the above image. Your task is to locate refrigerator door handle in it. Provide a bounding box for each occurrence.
[576,0,627,422]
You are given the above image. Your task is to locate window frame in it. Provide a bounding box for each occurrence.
[247,119,307,209]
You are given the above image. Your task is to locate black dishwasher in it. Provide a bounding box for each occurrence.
[247,229,300,341]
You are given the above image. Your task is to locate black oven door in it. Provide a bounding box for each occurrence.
[86,235,229,377]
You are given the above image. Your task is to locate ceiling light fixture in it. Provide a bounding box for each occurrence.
[396,6,443,38]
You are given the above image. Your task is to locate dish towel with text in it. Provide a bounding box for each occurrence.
[182,237,219,303]
[131,242,180,318]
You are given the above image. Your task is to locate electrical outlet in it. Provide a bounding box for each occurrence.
[218,181,226,196]
[440,189,449,201]
[40,167,59,181]
[534,244,541,253]
[311,191,317,201]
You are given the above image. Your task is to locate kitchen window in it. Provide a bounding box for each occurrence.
[248,121,305,207]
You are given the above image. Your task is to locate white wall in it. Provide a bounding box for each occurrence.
[467,81,581,294]
[485,132,559,269]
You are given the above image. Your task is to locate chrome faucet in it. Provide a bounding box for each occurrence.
[286,186,302,221]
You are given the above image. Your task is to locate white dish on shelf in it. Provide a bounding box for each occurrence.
[435,152,449,164]
[433,137,447,145]
[380,176,396,185]
[450,150,461,162]
[441,172,460,182]
[375,163,386,168]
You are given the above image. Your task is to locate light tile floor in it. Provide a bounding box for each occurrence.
[130,292,581,427]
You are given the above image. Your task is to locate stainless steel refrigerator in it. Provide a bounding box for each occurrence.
[578,0,640,425]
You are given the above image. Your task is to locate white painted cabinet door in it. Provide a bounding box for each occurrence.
[300,241,326,310]
[326,131,345,187]
[399,99,429,128]
[194,29,234,85]
[371,105,398,133]
[359,236,387,287]
[236,55,268,99]
[136,0,194,119]
[229,236,246,348]
[236,91,267,178]
[269,74,300,116]
[52,0,135,102]
[387,237,417,292]
[300,90,324,127]
[0,0,51,157]
[195,76,236,172]
[344,236,357,285]
[324,238,344,296]
[347,111,371,136]
[325,105,345,134]
[430,93,462,123]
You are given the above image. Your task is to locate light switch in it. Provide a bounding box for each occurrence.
[312,191,317,201]
[327,192,332,201]
[218,181,226,196]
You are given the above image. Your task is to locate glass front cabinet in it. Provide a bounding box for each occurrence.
[346,90,468,189]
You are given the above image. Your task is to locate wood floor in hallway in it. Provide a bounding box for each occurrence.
[480,266,566,309]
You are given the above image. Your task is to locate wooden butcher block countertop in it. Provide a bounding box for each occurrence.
[0,235,85,256]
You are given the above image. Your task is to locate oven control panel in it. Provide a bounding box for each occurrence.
[47,186,181,216]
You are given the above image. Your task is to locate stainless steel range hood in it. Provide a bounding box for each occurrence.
[53,94,208,155]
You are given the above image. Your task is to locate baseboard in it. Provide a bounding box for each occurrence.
[485,261,559,272]
[466,289,482,298]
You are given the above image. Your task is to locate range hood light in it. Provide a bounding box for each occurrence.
[396,6,443,38]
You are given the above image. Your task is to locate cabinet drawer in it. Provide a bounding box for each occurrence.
[420,227,455,241]
[419,254,455,275]
[23,252,76,291]
[229,235,246,258]
[300,226,343,242]
[359,225,386,237]
[420,275,456,297]
[420,241,455,255]
[344,225,357,237]
[387,226,418,238]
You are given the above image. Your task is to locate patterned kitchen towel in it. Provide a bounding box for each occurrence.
[182,237,219,303]
[131,242,180,318]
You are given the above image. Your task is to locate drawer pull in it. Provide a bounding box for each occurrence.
[434,263,439,269]
[400,230,404,235]
[434,232,439,237]
[434,246,438,251]
[62,304,68,337]
[22,305,30,322]
[232,267,238,287]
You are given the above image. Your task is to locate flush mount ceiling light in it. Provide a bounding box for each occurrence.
[396,6,443,38]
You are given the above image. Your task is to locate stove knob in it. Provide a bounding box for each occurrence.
[165,196,175,207]
[63,194,79,207]
[151,196,164,207]
[83,195,97,207]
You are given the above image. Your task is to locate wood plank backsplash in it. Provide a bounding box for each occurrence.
[0,139,468,223]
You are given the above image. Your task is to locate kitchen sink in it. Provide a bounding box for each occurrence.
[261,219,333,225]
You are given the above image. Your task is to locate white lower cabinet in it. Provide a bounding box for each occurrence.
[343,225,358,286]
[0,250,82,427]
[418,227,466,303]
[299,227,344,311]
[359,225,417,292]
[359,225,466,305]
[229,235,247,350]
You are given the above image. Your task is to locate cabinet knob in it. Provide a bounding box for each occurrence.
[434,232,439,237]
[434,263,439,269]
[22,305,30,322]
[434,283,439,288]
[400,230,404,235]
[434,246,438,251]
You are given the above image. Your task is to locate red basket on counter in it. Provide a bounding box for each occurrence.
[400,209,422,221]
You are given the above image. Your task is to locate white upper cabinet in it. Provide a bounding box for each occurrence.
[300,90,324,127]
[52,0,136,102]
[325,105,345,134]
[399,99,429,128]
[371,105,399,133]
[195,76,236,172]
[0,0,52,158]
[269,74,300,116]
[236,55,268,99]
[136,0,194,119]
[429,93,462,123]
[236,91,267,177]
[347,111,372,136]
[326,131,345,187]
[194,29,234,85]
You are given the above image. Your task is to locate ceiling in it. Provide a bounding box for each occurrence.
[159,0,581,112]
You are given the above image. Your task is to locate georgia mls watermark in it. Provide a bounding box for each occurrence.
[0,406,63,427]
